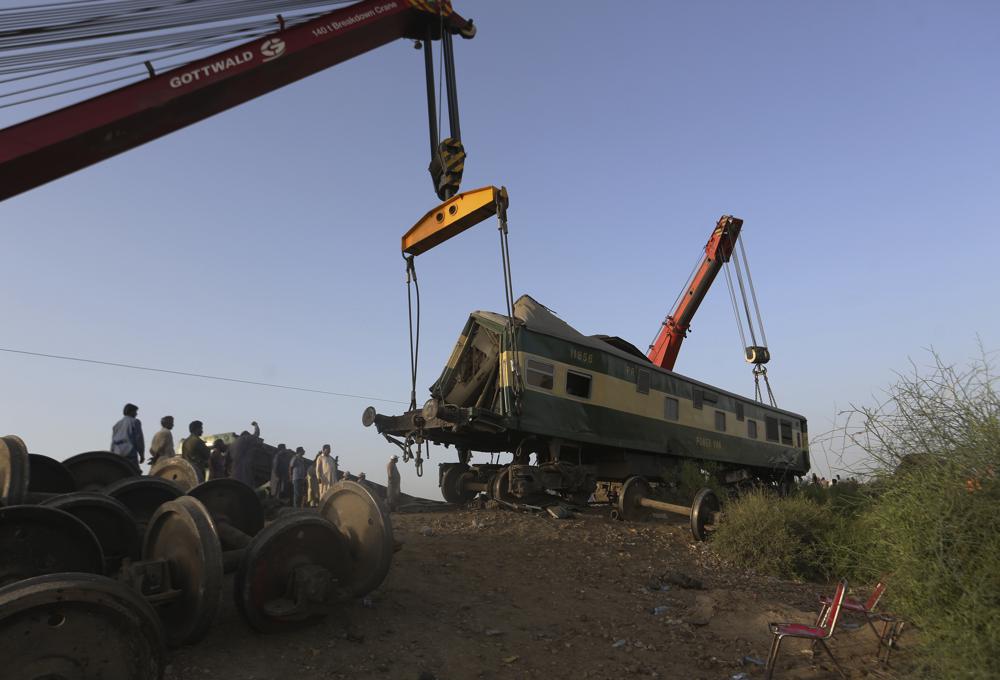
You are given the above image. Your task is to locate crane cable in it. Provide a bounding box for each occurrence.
[722,233,777,406]
[0,1,352,111]
[398,8,446,477]
[646,249,703,354]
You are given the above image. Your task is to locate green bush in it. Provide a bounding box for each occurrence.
[713,352,1000,679]
[710,489,844,581]
[840,355,1000,679]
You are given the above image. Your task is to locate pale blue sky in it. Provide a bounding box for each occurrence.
[2,1,997,497]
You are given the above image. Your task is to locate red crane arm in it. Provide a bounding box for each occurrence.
[0,0,474,202]
[647,215,743,370]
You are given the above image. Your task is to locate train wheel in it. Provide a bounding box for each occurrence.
[492,467,514,503]
[440,465,476,505]
[690,487,721,542]
[618,476,653,522]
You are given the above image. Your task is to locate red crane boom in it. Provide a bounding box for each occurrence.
[0,0,474,202]
[647,215,743,371]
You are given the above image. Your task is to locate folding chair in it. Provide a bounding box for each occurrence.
[766,579,848,680]
[815,580,886,656]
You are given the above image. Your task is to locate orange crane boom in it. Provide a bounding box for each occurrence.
[647,215,742,370]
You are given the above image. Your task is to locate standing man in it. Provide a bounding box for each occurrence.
[386,454,401,511]
[182,420,211,482]
[270,444,291,500]
[209,440,229,480]
[289,447,309,508]
[315,445,336,499]
[149,416,175,466]
[110,403,144,469]
[230,422,262,488]
[307,453,319,506]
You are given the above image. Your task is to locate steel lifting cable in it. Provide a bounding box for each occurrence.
[730,238,759,348]
[0,30,284,108]
[0,7,342,108]
[0,0,349,40]
[0,6,333,51]
[738,236,769,348]
[405,255,420,413]
[495,193,521,416]
[0,34,259,92]
[646,249,703,353]
[722,256,749,354]
[722,231,778,406]
[0,19,286,70]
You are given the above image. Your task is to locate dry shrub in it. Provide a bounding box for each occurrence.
[710,489,843,581]
[838,353,1000,679]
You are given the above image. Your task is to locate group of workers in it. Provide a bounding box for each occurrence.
[112,403,262,486]
[269,443,339,508]
[109,402,402,510]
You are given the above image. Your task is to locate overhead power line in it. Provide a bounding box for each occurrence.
[0,347,407,405]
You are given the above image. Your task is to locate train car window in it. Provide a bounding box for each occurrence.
[766,417,779,442]
[747,419,758,439]
[526,360,554,389]
[715,411,726,432]
[797,432,802,448]
[736,402,745,421]
[780,420,793,445]
[664,397,679,420]
[566,370,592,398]
[703,391,718,404]
[800,419,808,434]
[636,369,650,395]
[693,389,704,409]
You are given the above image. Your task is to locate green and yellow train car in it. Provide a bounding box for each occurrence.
[365,295,809,505]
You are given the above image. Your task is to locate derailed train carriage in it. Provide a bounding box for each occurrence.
[364,294,810,506]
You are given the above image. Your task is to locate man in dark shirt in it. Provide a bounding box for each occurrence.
[110,403,144,469]
[230,421,261,488]
[270,443,292,500]
[182,420,211,482]
[288,447,310,508]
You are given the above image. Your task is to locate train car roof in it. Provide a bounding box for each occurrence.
[472,295,807,421]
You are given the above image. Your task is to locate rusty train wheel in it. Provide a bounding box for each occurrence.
[105,477,183,535]
[0,505,105,585]
[234,514,351,633]
[0,435,30,505]
[0,572,166,680]
[319,481,394,598]
[188,478,264,540]
[440,464,476,505]
[143,496,223,647]
[690,487,720,542]
[149,456,201,492]
[618,476,653,522]
[41,492,140,576]
[27,453,77,494]
[492,466,514,503]
[63,451,138,491]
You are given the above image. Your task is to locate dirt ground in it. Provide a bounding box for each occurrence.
[169,506,909,680]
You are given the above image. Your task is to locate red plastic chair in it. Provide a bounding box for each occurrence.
[816,580,886,656]
[766,579,848,679]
